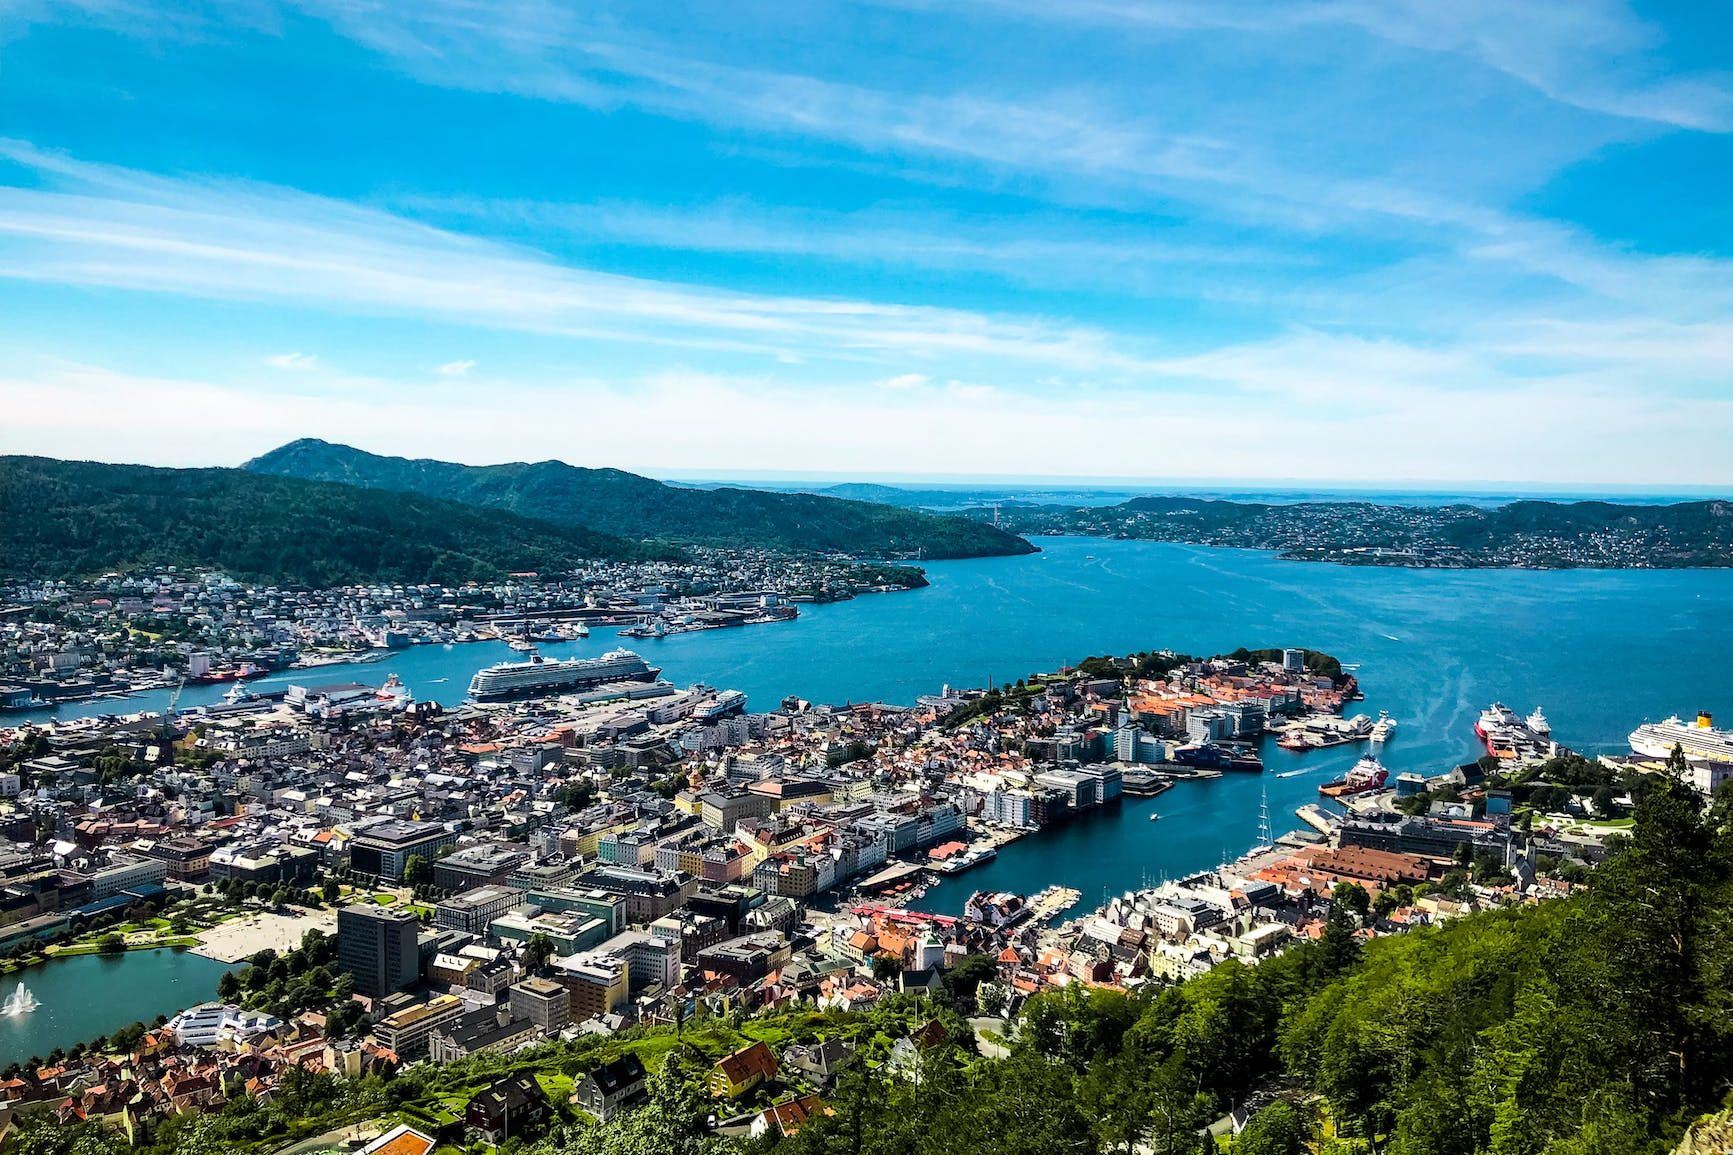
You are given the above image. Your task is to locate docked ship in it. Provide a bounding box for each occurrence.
[1369,711,1397,744]
[468,648,662,701]
[1629,712,1733,764]
[1171,741,1264,773]
[1277,713,1374,751]
[1319,754,1389,799]
[1476,702,1555,762]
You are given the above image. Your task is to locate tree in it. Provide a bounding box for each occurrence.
[871,953,903,984]
[216,971,241,1001]
[941,952,997,1008]
[1233,1100,1316,1155]
[321,877,340,903]
[522,932,556,974]
[1331,882,1371,925]
[97,932,125,955]
[402,854,432,886]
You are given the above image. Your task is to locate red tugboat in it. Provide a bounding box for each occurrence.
[1319,754,1388,799]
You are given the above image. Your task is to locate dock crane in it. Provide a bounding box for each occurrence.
[158,676,187,742]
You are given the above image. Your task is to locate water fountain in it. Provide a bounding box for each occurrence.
[0,981,41,1015]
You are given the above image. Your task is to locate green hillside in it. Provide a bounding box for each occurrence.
[0,456,666,585]
[244,440,1037,559]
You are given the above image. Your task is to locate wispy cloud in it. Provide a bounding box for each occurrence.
[964,0,1732,131]
[265,351,318,369]
[434,358,476,376]
[0,140,1164,377]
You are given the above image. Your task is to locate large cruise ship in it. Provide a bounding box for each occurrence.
[467,648,662,701]
[1629,712,1733,764]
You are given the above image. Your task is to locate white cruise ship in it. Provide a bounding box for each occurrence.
[1629,713,1733,764]
[468,648,661,701]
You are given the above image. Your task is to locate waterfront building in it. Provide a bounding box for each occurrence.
[87,855,168,899]
[337,903,421,999]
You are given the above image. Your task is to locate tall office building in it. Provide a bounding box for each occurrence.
[337,903,421,999]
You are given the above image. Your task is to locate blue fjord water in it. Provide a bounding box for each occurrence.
[17,537,1733,928]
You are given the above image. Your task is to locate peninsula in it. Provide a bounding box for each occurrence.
[969,494,1733,569]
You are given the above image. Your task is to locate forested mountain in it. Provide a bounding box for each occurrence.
[0,456,665,585]
[244,440,1036,559]
[982,493,1733,568]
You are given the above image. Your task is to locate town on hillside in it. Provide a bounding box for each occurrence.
[1,629,1721,1150]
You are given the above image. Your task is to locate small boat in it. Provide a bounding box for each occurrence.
[1274,768,1309,779]
[1147,812,1161,822]
[427,677,447,684]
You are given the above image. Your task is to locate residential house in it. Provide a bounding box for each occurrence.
[573,1054,648,1121]
[709,1040,778,1099]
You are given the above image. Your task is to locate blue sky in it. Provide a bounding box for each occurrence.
[2,1,1731,485]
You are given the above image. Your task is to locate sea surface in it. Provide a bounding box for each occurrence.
[15,536,1733,932]
[0,949,233,1064]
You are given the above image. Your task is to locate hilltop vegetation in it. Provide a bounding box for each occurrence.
[0,456,667,586]
[244,440,1037,560]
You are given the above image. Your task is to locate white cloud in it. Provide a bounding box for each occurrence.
[265,351,318,370]
[875,373,929,390]
[435,359,476,376]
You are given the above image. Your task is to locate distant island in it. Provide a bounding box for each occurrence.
[966,494,1733,569]
[245,440,1035,562]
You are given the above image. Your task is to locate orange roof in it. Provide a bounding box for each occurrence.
[363,1126,437,1155]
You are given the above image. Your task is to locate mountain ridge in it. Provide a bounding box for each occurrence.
[243,439,1037,559]
[0,455,668,585]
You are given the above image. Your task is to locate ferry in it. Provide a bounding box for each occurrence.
[467,648,662,701]
[1319,754,1388,799]
[1629,712,1733,764]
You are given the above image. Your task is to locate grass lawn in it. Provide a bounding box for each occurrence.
[371,893,398,905]
[535,1072,574,1102]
